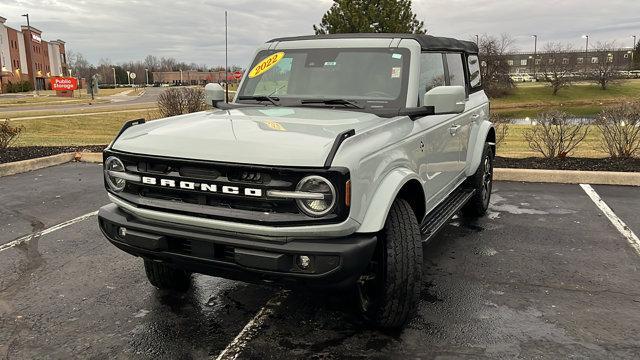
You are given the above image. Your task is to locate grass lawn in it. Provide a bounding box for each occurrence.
[492,79,640,118]
[9,109,161,147]
[0,88,136,108]
[497,124,607,158]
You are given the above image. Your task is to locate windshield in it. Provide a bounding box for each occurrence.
[237,48,410,109]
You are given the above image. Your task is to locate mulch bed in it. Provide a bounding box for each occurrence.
[0,145,107,164]
[495,156,640,173]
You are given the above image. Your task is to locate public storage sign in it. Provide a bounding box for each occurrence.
[51,77,78,91]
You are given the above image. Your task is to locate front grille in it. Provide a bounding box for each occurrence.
[105,150,350,226]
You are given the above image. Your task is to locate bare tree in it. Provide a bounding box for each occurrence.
[523,111,589,158]
[477,33,515,98]
[490,114,510,149]
[589,41,621,90]
[595,103,640,158]
[66,50,93,79]
[539,42,574,95]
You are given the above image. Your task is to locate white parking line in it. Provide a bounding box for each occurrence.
[214,289,289,360]
[580,184,640,256]
[0,211,98,253]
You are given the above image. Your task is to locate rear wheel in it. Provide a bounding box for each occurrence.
[355,198,423,329]
[462,142,494,217]
[143,259,192,292]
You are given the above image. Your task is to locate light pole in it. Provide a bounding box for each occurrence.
[179,69,183,85]
[145,68,149,86]
[475,34,479,46]
[582,34,589,73]
[112,67,116,87]
[632,35,637,64]
[21,13,38,94]
[126,70,131,86]
[531,35,538,77]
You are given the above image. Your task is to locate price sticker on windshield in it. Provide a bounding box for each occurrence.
[249,52,285,78]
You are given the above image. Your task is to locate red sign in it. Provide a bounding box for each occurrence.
[233,71,243,80]
[51,77,78,91]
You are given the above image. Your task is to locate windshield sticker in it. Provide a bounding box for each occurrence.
[391,67,402,78]
[324,61,337,66]
[249,52,285,78]
[391,53,402,59]
[264,120,287,131]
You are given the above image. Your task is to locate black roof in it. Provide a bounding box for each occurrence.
[268,33,478,54]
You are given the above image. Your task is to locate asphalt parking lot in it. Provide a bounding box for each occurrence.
[1,163,639,359]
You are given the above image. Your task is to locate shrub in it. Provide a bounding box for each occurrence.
[6,81,34,93]
[523,111,589,158]
[595,103,640,158]
[0,120,23,149]
[490,114,510,149]
[157,87,206,117]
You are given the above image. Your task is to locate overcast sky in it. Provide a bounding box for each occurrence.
[2,0,639,67]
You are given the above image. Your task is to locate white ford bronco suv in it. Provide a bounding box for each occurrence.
[98,33,494,329]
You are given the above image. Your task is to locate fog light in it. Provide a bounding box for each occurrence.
[119,227,127,237]
[296,255,311,270]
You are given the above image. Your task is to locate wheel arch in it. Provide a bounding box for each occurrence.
[465,120,495,177]
[357,168,426,233]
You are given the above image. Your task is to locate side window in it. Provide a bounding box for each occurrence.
[467,55,482,89]
[418,52,446,105]
[445,53,466,88]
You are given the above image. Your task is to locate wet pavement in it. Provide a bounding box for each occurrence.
[1,164,639,359]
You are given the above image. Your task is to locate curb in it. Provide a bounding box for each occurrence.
[0,153,75,177]
[77,152,103,163]
[494,168,640,186]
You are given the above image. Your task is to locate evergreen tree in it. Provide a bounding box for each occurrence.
[313,0,426,35]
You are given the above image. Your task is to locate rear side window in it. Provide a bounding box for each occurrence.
[445,53,465,88]
[418,53,446,105]
[467,55,482,89]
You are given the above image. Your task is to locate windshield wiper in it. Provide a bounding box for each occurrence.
[300,99,363,109]
[237,95,280,106]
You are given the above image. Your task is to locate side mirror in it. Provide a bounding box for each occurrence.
[205,83,226,107]
[424,86,466,114]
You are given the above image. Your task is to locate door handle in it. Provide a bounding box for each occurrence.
[449,124,461,136]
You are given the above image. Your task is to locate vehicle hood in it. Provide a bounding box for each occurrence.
[111,107,385,167]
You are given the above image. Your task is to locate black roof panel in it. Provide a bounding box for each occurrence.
[268,33,478,54]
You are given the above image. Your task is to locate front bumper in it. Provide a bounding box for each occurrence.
[98,204,377,288]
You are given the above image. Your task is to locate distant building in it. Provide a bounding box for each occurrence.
[497,48,635,75]
[152,70,231,85]
[0,15,69,93]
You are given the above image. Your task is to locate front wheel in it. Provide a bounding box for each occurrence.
[355,198,423,329]
[462,142,494,217]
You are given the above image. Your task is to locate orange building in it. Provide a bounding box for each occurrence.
[0,15,69,93]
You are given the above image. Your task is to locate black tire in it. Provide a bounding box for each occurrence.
[356,198,423,329]
[143,259,192,292]
[462,142,494,218]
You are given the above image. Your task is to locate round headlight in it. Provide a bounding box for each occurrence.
[295,176,336,217]
[105,156,126,192]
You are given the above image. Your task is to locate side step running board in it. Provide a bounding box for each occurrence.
[420,188,475,243]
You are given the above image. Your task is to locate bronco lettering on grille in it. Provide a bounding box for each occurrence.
[141,176,263,197]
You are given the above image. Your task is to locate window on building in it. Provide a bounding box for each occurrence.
[607,54,614,63]
[577,58,584,64]
[468,55,482,89]
[507,60,514,66]
[521,59,527,66]
[591,57,598,64]
[548,59,555,64]
[535,58,541,65]
[562,58,569,64]
[418,52,446,102]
